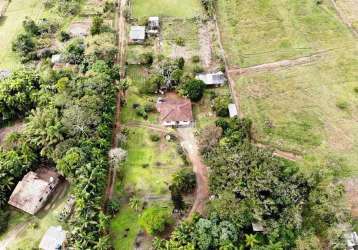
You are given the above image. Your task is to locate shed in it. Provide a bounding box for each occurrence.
[8,168,61,215]
[39,226,66,250]
[252,222,265,232]
[228,103,238,118]
[51,54,63,64]
[147,17,159,35]
[196,71,225,86]
[156,96,193,127]
[129,26,146,43]
[345,231,358,250]
[0,69,11,80]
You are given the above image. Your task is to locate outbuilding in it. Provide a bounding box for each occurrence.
[228,103,238,118]
[8,168,61,215]
[156,96,193,127]
[147,17,159,35]
[39,226,67,250]
[196,71,225,87]
[0,69,11,80]
[129,26,146,43]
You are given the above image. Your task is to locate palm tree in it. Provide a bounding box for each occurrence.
[129,196,141,211]
[245,234,259,248]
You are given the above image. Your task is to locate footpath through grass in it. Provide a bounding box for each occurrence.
[0,0,44,70]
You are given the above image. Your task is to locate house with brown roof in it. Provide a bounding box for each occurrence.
[8,168,61,215]
[156,96,193,127]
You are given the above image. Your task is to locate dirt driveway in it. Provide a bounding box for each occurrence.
[177,127,209,215]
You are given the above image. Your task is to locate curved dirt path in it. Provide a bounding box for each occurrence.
[177,127,209,215]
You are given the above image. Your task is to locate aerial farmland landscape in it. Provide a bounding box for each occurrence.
[0,0,357,249]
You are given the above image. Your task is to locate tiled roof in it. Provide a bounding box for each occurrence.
[156,97,193,123]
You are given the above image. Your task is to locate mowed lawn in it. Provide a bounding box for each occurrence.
[217,0,353,67]
[131,0,202,18]
[0,0,44,69]
[235,48,358,176]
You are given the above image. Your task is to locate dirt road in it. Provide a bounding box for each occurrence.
[177,127,209,215]
[104,0,127,209]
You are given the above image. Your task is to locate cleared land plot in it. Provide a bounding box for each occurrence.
[234,48,358,176]
[0,0,44,70]
[131,0,202,18]
[217,0,353,67]
[110,127,183,249]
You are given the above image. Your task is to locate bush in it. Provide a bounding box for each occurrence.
[141,74,164,94]
[150,134,160,142]
[59,31,70,42]
[139,205,173,235]
[171,168,196,193]
[91,16,104,35]
[136,106,148,119]
[192,65,204,74]
[144,103,155,112]
[140,52,154,65]
[107,199,120,215]
[175,37,185,46]
[181,79,206,102]
[12,33,36,56]
[354,87,358,93]
[336,101,349,110]
[212,95,230,117]
[64,38,85,64]
[191,55,200,63]
[175,57,185,70]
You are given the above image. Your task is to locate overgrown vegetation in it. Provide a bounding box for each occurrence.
[156,118,350,249]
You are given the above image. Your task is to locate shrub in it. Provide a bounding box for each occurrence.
[175,37,185,46]
[12,33,36,56]
[139,205,173,235]
[336,101,349,110]
[171,168,196,193]
[59,31,70,42]
[191,55,200,63]
[91,16,104,35]
[136,106,148,119]
[181,79,205,102]
[354,87,358,93]
[144,103,155,113]
[150,134,160,142]
[107,199,120,215]
[175,57,185,70]
[141,74,164,94]
[64,38,85,64]
[192,65,204,74]
[212,95,230,117]
[140,52,154,65]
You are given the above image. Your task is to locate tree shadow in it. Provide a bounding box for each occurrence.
[0,16,8,27]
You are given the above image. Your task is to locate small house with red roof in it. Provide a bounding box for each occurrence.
[156,96,193,127]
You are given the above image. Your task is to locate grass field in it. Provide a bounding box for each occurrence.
[110,127,184,249]
[234,47,358,176]
[131,0,202,18]
[0,0,44,70]
[217,0,354,67]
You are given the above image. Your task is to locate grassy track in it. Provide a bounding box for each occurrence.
[131,0,202,18]
[0,0,44,70]
[217,0,353,67]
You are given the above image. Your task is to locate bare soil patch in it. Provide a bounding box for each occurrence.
[198,23,212,69]
[0,121,24,144]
